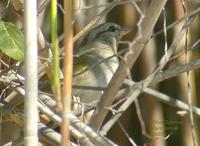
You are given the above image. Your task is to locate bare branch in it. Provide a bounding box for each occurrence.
[90,0,166,131]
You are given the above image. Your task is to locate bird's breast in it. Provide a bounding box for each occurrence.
[73,43,119,103]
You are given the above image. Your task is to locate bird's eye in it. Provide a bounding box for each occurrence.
[108,25,116,32]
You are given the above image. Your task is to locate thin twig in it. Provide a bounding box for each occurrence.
[58,0,121,44]
[134,99,149,137]
[143,88,200,116]
[79,0,139,10]
[169,38,200,61]
[163,8,168,60]
[117,121,137,146]
[151,5,200,38]
[180,1,198,145]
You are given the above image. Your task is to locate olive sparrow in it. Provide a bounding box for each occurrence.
[73,23,127,105]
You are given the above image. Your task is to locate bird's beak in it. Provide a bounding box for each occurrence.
[119,27,131,37]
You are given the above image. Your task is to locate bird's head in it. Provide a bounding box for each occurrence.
[81,23,129,46]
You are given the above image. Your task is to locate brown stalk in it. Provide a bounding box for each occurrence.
[61,0,73,146]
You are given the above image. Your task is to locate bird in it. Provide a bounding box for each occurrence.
[73,22,127,108]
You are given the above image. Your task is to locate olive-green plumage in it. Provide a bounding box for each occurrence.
[73,23,124,104]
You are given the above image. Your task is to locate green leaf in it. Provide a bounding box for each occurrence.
[0,22,24,61]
